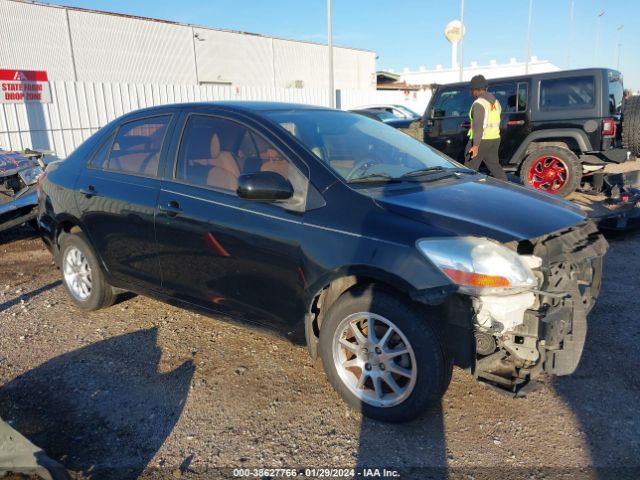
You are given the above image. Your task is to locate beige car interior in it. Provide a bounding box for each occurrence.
[205,133,241,191]
[109,126,166,175]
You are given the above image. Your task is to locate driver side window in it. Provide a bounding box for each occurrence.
[175,115,297,196]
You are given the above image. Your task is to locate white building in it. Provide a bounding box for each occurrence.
[0,0,376,90]
[389,57,560,86]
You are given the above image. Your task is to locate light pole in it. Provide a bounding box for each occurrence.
[594,10,605,65]
[525,0,533,74]
[459,0,464,82]
[327,0,335,108]
[567,0,574,68]
[616,25,623,70]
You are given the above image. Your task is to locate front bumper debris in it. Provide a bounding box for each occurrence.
[473,221,608,391]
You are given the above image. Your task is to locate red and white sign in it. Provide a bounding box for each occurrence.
[0,69,52,104]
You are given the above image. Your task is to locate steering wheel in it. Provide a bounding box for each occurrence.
[345,158,382,181]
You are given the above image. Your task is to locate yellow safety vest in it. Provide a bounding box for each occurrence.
[468,97,501,140]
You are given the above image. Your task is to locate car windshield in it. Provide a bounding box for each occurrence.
[264,109,460,182]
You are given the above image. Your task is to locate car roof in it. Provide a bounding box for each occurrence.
[123,101,332,117]
[436,67,619,89]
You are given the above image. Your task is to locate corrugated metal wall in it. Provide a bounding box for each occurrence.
[0,1,76,79]
[194,28,274,87]
[67,9,197,85]
[0,0,376,90]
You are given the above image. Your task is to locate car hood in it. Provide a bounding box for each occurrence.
[369,175,586,242]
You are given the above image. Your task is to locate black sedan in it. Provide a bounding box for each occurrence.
[38,102,607,422]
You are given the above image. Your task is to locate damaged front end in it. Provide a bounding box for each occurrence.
[472,221,607,391]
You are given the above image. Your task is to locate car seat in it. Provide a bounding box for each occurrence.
[206,134,240,190]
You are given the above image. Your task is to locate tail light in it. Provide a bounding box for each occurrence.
[602,118,616,136]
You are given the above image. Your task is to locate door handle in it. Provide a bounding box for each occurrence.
[158,200,182,216]
[79,185,97,198]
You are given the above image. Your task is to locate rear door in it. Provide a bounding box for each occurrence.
[75,111,177,290]
[423,86,474,162]
[155,111,310,328]
[488,81,530,164]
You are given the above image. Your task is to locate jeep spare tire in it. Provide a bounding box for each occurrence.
[521,146,582,197]
[623,96,640,156]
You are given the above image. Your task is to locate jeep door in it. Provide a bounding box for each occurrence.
[423,86,474,162]
[488,81,530,164]
[155,111,308,328]
[74,111,177,290]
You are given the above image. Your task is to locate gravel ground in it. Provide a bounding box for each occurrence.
[1,225,640,480]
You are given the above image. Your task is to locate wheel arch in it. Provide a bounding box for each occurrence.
[49,215,85,265]
[509,129,592,166]
[303,266,457,359]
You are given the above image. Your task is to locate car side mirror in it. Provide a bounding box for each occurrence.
[237,171,294,201]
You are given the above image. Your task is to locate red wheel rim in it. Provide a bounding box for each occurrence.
[527,155,569,193]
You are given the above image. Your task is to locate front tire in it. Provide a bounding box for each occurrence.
[521,146,582,197]
[59,232,116,311]
[319,286,450,422]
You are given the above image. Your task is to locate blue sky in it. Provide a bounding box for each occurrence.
[60,0,639,89]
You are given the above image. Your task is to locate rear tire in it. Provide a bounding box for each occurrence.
[521,146,582,197]
[319,286,450,422]
[59,232,116,311]
[623,96,640,156]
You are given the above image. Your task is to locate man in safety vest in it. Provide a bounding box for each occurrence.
[465,75,507,181]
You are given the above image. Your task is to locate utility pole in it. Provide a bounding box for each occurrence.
[525,0,533,74]
[327,0,335,108]
[459,0,464,82]
[594,10,605,65]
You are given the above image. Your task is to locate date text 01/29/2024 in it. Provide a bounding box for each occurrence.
[232,468,401,478]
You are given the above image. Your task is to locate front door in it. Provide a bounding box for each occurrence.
[155,113,309,328]
[75,113,175,290]
[424,86,475,162]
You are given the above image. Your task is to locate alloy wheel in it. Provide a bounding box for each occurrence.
[528,155,569,193]
[332,312,417,408]
[63,246,92,301]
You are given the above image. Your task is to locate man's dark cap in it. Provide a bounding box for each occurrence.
[470,75,488,89]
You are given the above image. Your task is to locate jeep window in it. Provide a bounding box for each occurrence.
[431,88,474,118]
[516,82,528,112]
[540,76,595,110]
[608,73,624,114]
[489,83,518,113]
[105,115,171,176]
[265,109,456,181]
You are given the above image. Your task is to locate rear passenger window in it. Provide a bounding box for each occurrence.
[540,76,595,110]
[90,133,115,169]
[175,115,292,193]
[432,88,474,118]
[106,116,171,176]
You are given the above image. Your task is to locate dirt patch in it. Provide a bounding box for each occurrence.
[1,225,640,479]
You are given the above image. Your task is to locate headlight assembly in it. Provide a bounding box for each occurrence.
[417,237,538,295]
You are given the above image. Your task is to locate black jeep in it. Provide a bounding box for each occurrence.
[423,68,640,196]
